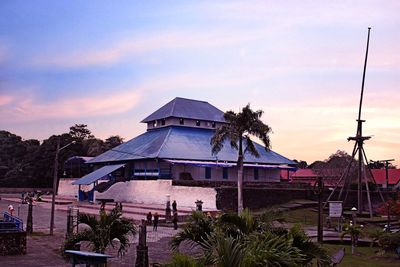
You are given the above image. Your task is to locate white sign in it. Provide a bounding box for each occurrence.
[329,201,343,218]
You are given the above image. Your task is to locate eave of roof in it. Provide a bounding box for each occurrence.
[87,126,295,166]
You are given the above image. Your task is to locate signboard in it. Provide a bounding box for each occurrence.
[329,201,343,218]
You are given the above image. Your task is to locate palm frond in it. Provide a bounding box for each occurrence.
[78,213,99,229]
[64,208,136,255]
[170,211,214,251]
[243,136,259,158]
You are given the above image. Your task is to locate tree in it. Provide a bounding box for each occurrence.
[293,159,308,169]
[170,209,331,266]
[82,138,104,156]
[63,208,136,255]
[312,150,357,186]
[104,135,124,150]
[69,124,94,141]
[211,104,271,213]
[340,223,364,254]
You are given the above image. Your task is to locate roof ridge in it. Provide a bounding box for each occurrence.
[175,97,208,103]
[170,98,177,117]
[155,127,173,158]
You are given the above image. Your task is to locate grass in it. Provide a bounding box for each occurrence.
[283,208,320,226]
[322,243,399,267]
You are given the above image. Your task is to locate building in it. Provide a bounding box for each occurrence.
[71,97,296,207]
[370,169,400,188]
[281,168,400,188]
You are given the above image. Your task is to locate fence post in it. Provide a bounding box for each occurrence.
[135,220,149,267]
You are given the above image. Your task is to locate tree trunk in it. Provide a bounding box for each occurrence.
[237,138,244,214]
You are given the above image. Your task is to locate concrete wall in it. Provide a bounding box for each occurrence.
[95,180,217,209]
[216,187,312,211]
[58,178,95,198]
[58,178,79,197]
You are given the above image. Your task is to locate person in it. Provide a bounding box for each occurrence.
[172,200,177,212]
[173,211,178,230]
[8,204,14,216]
[119,202,123,211]
[146,212,152,224]
[100,201,106,213]
[153,212,159,231]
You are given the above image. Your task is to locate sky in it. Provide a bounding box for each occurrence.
[0,1,399,166]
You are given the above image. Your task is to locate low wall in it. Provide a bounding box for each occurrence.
[0,231,27,255]
[0,188,52,193]
[58,178,79,197]
[216,187,312,211]
[95,180,217,210]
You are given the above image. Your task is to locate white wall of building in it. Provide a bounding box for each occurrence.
[171,164,281,182]
[95,180,217,209]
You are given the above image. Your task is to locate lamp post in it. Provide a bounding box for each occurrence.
[351,207,357,225]
[50,138,76,235]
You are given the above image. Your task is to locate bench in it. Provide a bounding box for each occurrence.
[330,248,345,266]
[65,250,112,267]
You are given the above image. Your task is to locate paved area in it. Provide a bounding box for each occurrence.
[0,194,195,266]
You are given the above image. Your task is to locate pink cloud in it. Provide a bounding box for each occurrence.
[0,95,13,106]
[31,28,272,68]
[0,90,141,122]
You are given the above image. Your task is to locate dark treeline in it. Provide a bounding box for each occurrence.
[0,124,123,188]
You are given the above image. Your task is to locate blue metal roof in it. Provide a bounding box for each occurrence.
[72,164,125,185]
[88,126,295,166]
[141,97,225,123]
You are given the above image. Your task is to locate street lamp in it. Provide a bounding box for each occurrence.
[351,207,357,225]
[50,138,76,235]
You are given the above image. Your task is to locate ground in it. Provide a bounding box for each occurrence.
[1,195,398,266]
[0,195,195,266]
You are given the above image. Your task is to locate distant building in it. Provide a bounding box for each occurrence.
[72,97,296,203]
[281,168,400,188]
[64,156,93,178]
[370,169,400,188]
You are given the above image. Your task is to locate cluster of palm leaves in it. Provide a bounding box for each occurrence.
[339,223,364,255]
[63,208,136,255]
[168,209,331,267]
[367,227,400,255]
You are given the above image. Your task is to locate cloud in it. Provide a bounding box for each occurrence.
[0,95,13,106]
[31,27,273,68]
[0,90,141,122]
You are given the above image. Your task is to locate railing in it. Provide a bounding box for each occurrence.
[2,212,24,231]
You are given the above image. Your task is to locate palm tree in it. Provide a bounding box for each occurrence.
[63,208,136,255]
[211,104,272,213]
[170,209,330,266]
[171,211,214,251]
[340,223,363,255]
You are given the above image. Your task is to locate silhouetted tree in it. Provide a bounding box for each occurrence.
[69,124,94,141]
[104,135,124,150]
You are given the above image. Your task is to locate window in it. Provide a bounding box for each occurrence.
[196,120,201,126]
[205,167,211,179]
[254,168,259,180]
[212,121,216,128]
[223,167,228,179]
[161,119,166,126]
[179,118,184,125]
[152,121,157,127]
